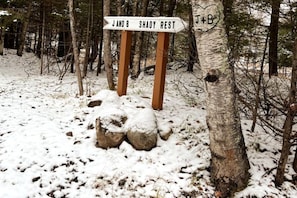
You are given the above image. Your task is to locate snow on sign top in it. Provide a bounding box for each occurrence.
[104,16,188,33]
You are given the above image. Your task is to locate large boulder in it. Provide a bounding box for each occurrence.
[96,118,126,149]
[95,112,127,149]
[126,108,158,151]
[126,130,157,151]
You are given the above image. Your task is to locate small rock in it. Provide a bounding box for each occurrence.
[158,121,173,141]
[88,100,102,107]
[159,127,173,141]
[32,176,41,182]
[66,131,73,137]
[118,178,127,186]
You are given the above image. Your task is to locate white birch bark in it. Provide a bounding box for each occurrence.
[68,0,84,95]
[191,0,250,196]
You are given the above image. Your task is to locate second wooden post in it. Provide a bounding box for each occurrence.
[152,32,170,110]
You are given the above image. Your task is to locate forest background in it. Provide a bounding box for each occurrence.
[1,0,297,197]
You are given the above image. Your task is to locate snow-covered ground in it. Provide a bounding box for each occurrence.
[0,50,297,197]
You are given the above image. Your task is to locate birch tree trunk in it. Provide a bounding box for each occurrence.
[68,0,84,96]
[191,1,250,196]
[103,0,115,90]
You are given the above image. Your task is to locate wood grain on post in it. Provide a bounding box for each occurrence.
[117,30,132,96]
[152,32,170,110]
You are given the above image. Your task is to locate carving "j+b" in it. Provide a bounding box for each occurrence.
[195,14,216,25]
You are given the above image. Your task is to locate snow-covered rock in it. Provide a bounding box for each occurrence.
[158,120,173,140]
[126,108,158,151]
[91,90,160,150]
[95,117,126,149]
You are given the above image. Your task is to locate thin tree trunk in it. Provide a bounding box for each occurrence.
[90,34,98,71]
[5,24,15,49]
[15,21,21,49]
[36,6,43,58]
[130,0,139,70]
[115,0,122,74]
[159,0,164,15]
[293,142,297,172]
[275,38,297,186]
[97,0,104,76]
[222,0,233,37]
[89,0,95,71]
[33,29,37,53]
[132,0,139,16]
[17,1,33,56]
[68,0,84,96]
[83,0,92,77]
[0,28,3,55]
[191,1,250,196]
[131,0,149,78]
[187,1,197,72]
[251,32,269,132]
[103,0,115,90]
[40,4,45,75]
[97,35,103,75]
[275,114,294,186]
[268,0,281,77]
[167,0,176,62]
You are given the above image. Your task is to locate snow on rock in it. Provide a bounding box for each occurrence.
[91,89,120,104]
[90,90,159,150]
[95,117,126,149]
[158,120,173,140]
[126,108,158,151]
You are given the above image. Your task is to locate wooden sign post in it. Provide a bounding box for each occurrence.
[104,16,187,110]
[117,30,132,96]
[152,32,170,110]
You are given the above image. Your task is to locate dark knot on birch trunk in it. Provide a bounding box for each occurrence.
[204,69,219,83]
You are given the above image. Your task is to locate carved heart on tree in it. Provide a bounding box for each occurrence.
[192,4,221,32]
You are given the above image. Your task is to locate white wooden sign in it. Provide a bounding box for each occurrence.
[104,16,188,33]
